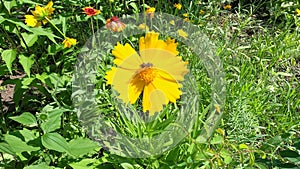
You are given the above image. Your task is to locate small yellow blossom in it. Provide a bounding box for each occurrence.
[62,37,77,48]
[25,15,40,27]
[177,29,188,38]
[138,23,149,30]
[146,7,155,18]
[24,1,54,27]
[169,20,175,25]
[174,3,182,10]
[297,9,300,16]
[183,13,188,17]
[223,4,232,10]
[199,10,204,15]
[183,18,189,22]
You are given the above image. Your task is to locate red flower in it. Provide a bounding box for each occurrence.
[82,6,100,16]
[106,16,126,32]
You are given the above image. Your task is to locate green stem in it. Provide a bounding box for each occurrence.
[15,26,30,53]
[45,17,66,39]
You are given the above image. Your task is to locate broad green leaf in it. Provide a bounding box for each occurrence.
[239,143,249,149]
[40,115,61,133]
[41,133,69,153]
[19,54,34,77]
[1,49,17,74]
[31,27,58,44]
[69,159,99,169]
[68,138,98,157]
[4,134,39,153]
[0,142,15,155]
[120,163,135,169]
[210,135,223,144]
[220,149,232,164]
[24,164,55,169]
[9,112,37,126]
[21,33,38,48]
[4,0,17,13]
[19,128,38,142]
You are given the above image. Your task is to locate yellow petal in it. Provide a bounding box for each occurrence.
[106,67,137,104]
[139,32,166,51]
[152,70,182,103]
[112,42,142,68]
[128,75,144,104]
[140,49,188,81]
[25,15,38,27]
[142,83,167,115]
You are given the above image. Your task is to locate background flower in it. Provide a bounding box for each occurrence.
[82,6,100,16]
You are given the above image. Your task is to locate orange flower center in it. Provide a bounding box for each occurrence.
[138,63,156,84]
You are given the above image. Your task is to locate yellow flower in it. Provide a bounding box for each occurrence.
[62,37,77,48]
[105,32,188,115]
[297,9,300,16]
[183,18,189,22]
[174,3,182,10]
[199,10,204,15]
[177,29,188,38]
[223,4,232,10]
[24,1,54,27]
[146,7,155,18]
[138,23,149,30]
[183,13,188,17]
[25,15,40,27]
[169,20,175,25]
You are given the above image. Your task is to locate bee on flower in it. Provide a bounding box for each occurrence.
[24,1,54,27]
[106,16,126,32]
[82,6,101,16]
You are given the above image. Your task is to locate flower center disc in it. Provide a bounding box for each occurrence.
[138,67,156,84]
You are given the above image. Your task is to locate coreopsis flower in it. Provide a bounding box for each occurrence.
[177,29,188,38]
[169,20,175,25]
[62,37,77,48]
[199,10,204,15]
[138,23,149,30]
[24,1,54,27]
[297,9,300,16]
[183,13,188,17]
[82,6,100,16]
[223,4,232,10]
[174,3,182,10]
[105,32,188,115]
[106,16,126,32]
[146,7,155,18]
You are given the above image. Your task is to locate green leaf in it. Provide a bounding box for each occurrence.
[9,112,37,126]
[280,150,300,164]
[31,27,58,44]
[19,128,38,142]
[19,54,34,77]
[1,49,17,74]
[69,159,99,169]
[4,134,39,153]
[120,163,135,169]
[68,138,98,157]
[41,133,69,153]
[210,135,223,144]
[0,142,15,155]
[239,143,249,149]
[24,164,56,169]
[40,115,61,133]
[21,33,38,48]
[4,0,17,13]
